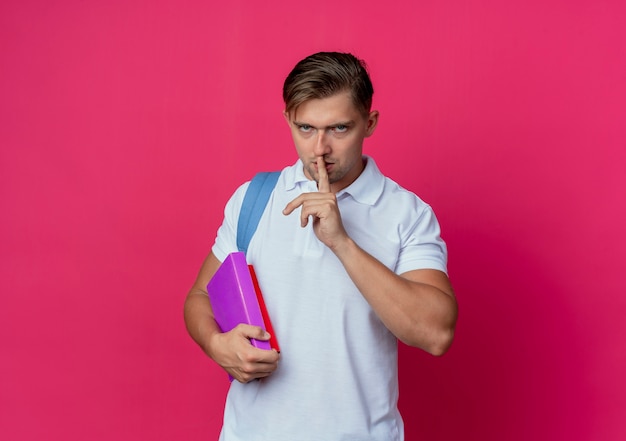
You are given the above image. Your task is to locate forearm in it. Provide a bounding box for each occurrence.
[332,237,457,355]
[183,252,224,357]
[184,289,222,358]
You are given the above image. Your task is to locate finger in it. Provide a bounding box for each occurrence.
[233,353,280,383]
[239,346,281,374]
[236,324,271,341]
[317,156,330,193]
[282,196,301,216]
[283,195,314,227]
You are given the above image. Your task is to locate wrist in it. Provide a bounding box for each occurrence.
[330,235,357,259]
[202,327,224,360]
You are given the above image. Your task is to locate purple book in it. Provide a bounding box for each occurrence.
[206,251,272,351]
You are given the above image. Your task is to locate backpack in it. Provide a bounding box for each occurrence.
[236,171,280,255]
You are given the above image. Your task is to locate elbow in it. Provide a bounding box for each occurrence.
[396,296,458,355]
[426,327,455,356]
[426,298,458,356]
[401,322,456,356]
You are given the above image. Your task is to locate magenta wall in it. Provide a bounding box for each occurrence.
[1,1,625,440]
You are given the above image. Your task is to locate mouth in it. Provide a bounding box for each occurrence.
[314,160,333,171]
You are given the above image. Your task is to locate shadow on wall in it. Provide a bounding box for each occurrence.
[398,226,592,441]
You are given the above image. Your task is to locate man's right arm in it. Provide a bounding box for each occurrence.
[183,251,280,383]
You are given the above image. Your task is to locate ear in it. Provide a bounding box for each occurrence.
[283,110,291,125]
[365,110,379,137]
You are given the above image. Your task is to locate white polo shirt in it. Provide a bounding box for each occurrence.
[212,156,447,441]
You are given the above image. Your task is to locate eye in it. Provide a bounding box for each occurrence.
[330,124,348,134]
[297,124,313,133]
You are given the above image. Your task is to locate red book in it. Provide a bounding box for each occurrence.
[207,252,280,352]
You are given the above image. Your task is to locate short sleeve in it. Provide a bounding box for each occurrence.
[211,181,250,262]
[394,204,448,275]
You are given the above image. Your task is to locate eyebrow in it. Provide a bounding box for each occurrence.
[293,120,354,129]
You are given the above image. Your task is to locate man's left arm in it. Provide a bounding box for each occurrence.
[331,239,457,355]
[283,157,457,355]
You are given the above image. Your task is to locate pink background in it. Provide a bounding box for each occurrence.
[1,1,625,440]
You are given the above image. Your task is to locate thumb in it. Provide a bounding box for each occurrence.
[237,323,270,340]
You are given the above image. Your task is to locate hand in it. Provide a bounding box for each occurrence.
[208,324,280,383]
[283,157,349,250]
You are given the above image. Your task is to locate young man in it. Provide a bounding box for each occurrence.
[184,52,458,440]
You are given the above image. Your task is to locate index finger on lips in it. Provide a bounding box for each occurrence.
[317,156,330,193]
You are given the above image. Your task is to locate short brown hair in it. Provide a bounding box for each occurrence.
[283,52,374,117]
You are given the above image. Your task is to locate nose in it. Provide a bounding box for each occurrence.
[313,129,331,156]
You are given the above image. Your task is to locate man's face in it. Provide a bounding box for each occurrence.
[284,91,378,193]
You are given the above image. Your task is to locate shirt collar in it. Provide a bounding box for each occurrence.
[284,159,312,191]
[284,155,385,206]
